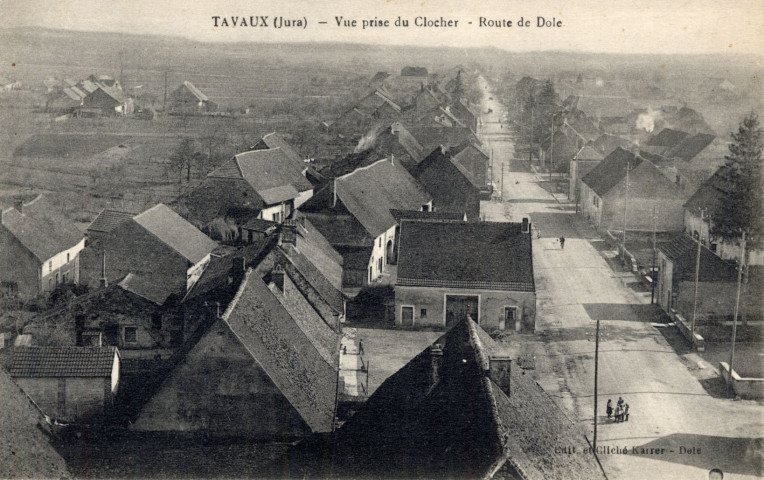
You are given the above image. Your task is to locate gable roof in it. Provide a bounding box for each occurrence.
[254,132,304,169]
[646,128,690,148]
[659,234,738,282]
[87,209,135,234]
[683,166,731,217]
[133,204,217,264]
[415,146,483,191]
[663,133,717,162]
[11,346,117,378]
[397,221,535,292]
[297,212,374,248]
[390,209,465,223]
[574,145,605,161]
[334,318,604,479]
[182,80,209,101]
[118,272,176,306]
[581,147,643,196]
[209,148,312,202]
[1,195,84,262]
[334,158,432,238]
[588,134,634,157]
[222,270,337,432]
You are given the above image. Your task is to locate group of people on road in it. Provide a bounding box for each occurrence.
[606,397,630,423]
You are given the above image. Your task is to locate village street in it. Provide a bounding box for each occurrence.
[476,79,764,479]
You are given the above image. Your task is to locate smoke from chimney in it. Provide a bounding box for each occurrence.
[354,125,382,154]
[636,107,662,133]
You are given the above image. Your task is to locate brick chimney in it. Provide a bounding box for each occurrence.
[521,217,530,234]
[271,264,285,292]
[489,355,511,397]
[430,343,443,387]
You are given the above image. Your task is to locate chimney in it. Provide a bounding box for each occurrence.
[332,179,338,207]
[271,264,285,292]
[100,251,108,288]
[390,154,395,166]
[430,343,443,387]
[521,217,530,234]
[489,355,511,397]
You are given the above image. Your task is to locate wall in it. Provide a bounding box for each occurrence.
[684,210,764,266]
[40,240,84,295]
[0,227,41,299]
[15,376,107,422]
[600,164,684,232]
[130,320,311,439]
[655,252,674,311]
[259,201,292,223]
[369,224,397,283]
[569,159,600,202]
[719,362,764,399]
[395,285,536,332]
[580,183,602,228]
[294,216,344,290]
[294,189,314,209]
[677,279,762,320]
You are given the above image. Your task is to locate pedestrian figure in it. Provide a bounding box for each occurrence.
[614,404,623,423]
[536,229,541,239]
[623,403,629,422]
[617,396,623,408]
[559,236,565,249]
[342,345,347,355]
[358,339,364,356]
[606,399,613,419]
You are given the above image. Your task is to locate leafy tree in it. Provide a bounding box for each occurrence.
[452,70,465,101]
[711,113,763,251]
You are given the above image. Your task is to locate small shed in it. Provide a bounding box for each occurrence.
[11,346,120,423]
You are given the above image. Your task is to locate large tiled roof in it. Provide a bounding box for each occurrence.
[588,134,634,157]
[86,209,135,234]
[209,148,312,203]
[659,234,737,282]
[1,195,84,262]
[298,212,374,248]
[254,132,304,169]
[280,246,345,316]
[389,209,465,223]
[11,346,117,378]
[646,128,690,148]
[683,167,730,217]
[335,158,432,238]
[118,273,176,306]
[397,221,535,292]
[663,133,717,162]
[222,271,337,433]
[133,204,217,264]
[581,147,643,196]
[334,318,604,479]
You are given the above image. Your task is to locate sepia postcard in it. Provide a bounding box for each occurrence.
[1,0,762,479]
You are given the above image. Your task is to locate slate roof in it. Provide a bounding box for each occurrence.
[397,221,535,292]
[663,133,717,162]
[222,270,337,433]
[86,209,135,234]
[389,209,465,223]
[574,145,604,161]
[659,234,738,282]
[280,246,345,315]
[334,318,604,479]
[209,148,312,203]
[335,158,432,238]
[298,212,374,247]
[1,195,84,262]
[581,147,643,197]
[11,346,118,378]
[646,128,690,148]
[683,167,731,217]
[118,273,175,306]
[133,204,217,264]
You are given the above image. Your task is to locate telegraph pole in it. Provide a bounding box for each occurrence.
[549,114,554,183]
[593,319,600,451]
[691,209,705,340]
[651,206,657,304]
[727,231,746,397]
[621,161,630,263]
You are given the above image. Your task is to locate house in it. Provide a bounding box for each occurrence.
[173,148,314,227]
[330,318,604,479]
[395,220,536,332]
[85,209,135,244]
[332,87,403,136]
[81,84,133,116]
[411,146,482,221]
[250,132,324,191]
[580,147,684,232]
[656,234,762,325]
[241,218,278,243]
[663,133,727,193]
[0,195,85,300]
[11,346,120,423]
[682,167,764,266]
[130,268,338,439]
[450,141,490,189]
[300,157,432,287]
[83,204,217,295]
[540,130,580,173]
[168,81,217,114]
[450,99,479,132]
[0,368,70,479]
[646,128,690,154]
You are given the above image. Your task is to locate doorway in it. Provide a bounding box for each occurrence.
[401,306,414,327]
[445,295,479,327]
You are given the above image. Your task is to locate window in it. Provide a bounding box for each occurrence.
[420,308,427,318]
[422,204,430,212]
[66,253,70,263]
[711,243,718,253]
[55,272,59,285]
[505,307,517,321]
[379,237,382,247]
[49,261,53,272]
[151,313,162,330]
[272,212,281,223]
[124,327,137,343]
[593,196,599,207]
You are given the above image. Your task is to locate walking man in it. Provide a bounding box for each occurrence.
[623,403,630,422]
[358,339,364,356]
[559,236,565,249]
[606,399,613,419]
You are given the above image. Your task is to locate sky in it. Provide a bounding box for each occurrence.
[3,0,763,55]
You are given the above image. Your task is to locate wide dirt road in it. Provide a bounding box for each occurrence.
[477,77,763,480]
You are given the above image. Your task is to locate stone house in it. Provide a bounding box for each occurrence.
[580,147,684,232]
[168,81,217,114]
[395,220,536,332]
[0,195,85,300]
[411,146,482,221]
[11,346,120,423]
